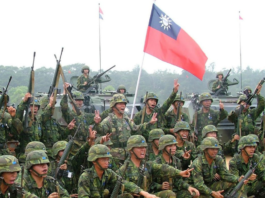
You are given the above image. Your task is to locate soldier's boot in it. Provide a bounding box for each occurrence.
[155,190,176,198]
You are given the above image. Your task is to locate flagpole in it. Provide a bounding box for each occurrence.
[98,3,102,92]
[130,53,145,119]
[239,11,242,91]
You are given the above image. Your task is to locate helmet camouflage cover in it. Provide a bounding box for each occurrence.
[52,141,67,158]
[200,137,221,151]
[247,134,259,143]
[199,92,213,103]
[237,94,248,104]
[39,96,49,109]
[25,141,47,155]
[173,121,191,133]
[148,129,164,142]
[244,86,252,93]
[238,136,257,150]
[88,144,112,162]
[81,65,90,73]
[30,98,40,107]
[216,71,223,78]
[144,92,159,103]
[110,94,127,108]
[72,91,85,100]
[117,85,126,93]
[126,135,147,151]
[0,155,21,174]
[25,150,50,170]
[202,125,218,139]
[172,94,185,104]
[158,135,177,150]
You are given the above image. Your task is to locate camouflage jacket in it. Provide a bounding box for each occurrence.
[100,108,113,121]
[211,80,222,92]
[94,113,152,148]
[165,109,190,131]
[0,182,37,198]
[23,173,70,198]
[60,94,95,155]
[191,154,238,195]
[118,158,181,191]
[228,94,265,136]
[152,154,189,192]
[77,74,90,92]
[176,140,197,170]
[134,90,177,139]
[229,153,265,183]
[78,166,143,197]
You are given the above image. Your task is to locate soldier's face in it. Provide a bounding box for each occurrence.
[132,147,146,159]
[205,148,218,159]
[31,164,48,177]
[96,157,110,169]
[244,146,256,157]
[83,69,89,74]
[218,75,223,80]
[165,144,176,155]
[115,103,126,113]
[30,105,39,115]
[147,99,157,109]
[1,172,18,185]
[179,130,189,140]
[119,89,125,94]
[202,100,212,109]
[173,101,183,109]
[74,99,84,108]
[206,132,217,139]
[153,139,159,148]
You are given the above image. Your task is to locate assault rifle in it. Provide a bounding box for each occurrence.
[0,76,12,110]
[220,69,231,88]
[24,52,36,131]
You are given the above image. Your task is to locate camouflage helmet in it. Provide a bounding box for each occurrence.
[244,86,252,94]
[199,92,213,103]
[144,92,159,103]
[39,96,49,109]
[25,150,50,170]
[200,137,221,151]
[95,137,113,146]
[247,134,259,143]
[126,135,147,151]
[202,125,218,139]
[173,121,190,133]
[81,65,90,73]
[238,136,257,150]
[172,94,185,104]
[148,129,164,142]
[216,71,223,78]
[158,135,177,150]
[117,85,126,93]
[52,141,67,158]
[30,97,40,107]
[110,94,127,108]
[237,94,248,104]
[0,155,21,174]
[87,144,112,162]
[25,141,47,156]
[72,91,84,100]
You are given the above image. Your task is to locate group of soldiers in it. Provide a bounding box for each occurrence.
[0,67,265,198]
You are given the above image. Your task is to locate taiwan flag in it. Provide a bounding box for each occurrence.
[144,4,207,80]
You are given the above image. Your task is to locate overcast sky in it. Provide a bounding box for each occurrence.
[0,0,264,79]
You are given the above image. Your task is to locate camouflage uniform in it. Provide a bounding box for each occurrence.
[60,91,95,156]
[23,150,69,198]
[165,94,189,130]
[134,91,177,139]
[78,144,143,198]
[191,137,238,198]
[100,108,113,121]
[190,93,228,144]
[0,155,36,198]
[147,129,164,161]
[173,121,197,170]
[229,136,265,197]
[77,66,91,92]
[228,94,265,136]
[211,72,223,92]
[152,135,193,198]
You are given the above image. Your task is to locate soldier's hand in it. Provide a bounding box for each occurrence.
[219,100,224,109]
[60,163,67,170]
[67,119,76,130]
[48,192,59,198]
[88,126,97,140]
[7,106,16,117]
[248,173,257,181]
[23,92,32,102]
[232,134,240,142]
[161,182,170,190]
[182,150,191,159]
[214,173,220,181]
[217,85,220,89]
[238,175,249,185]
[150,113,158,124]
[70,194,78,198]
[179,168,193,178]
[173,79,180,93]
[188,186,200,197]
[211,190,224,198]
[101,133,112,144]
[256,84,262,94]
[49,93,55,107]
[139,191,160,198]
[94,110,101,124]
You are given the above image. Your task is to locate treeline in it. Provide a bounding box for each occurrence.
[0,64,265,106]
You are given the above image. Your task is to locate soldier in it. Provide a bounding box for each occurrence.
[134,79,179,139]
[247,134,262,155]
[165,94,190,132]
[77,65,91,92]
[78,144,158,198]
[243,86,252,95]
[229,136,265,197]
[211,72,224,93]
[190,92,227,145]
[0,155,35,197]
[173,121,197,170]
[23,150,70,197]
[191,137,244,198]
[118,135,194,198]
[148,129,164,161]
[94,94,157,166]
[152,135,200,198]
[228,84,264,137]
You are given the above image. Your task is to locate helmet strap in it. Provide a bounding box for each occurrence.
[242,148,251,158]
[205,149,215,159]
[152,141,159,150]
[95,160,106,171]
[30,168,47,178]
[145,100,155,111]
[131,149,142,160]
[114,105,123,115]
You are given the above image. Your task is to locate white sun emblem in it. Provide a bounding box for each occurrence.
[159,14,172,30]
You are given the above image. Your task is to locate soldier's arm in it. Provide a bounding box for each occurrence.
[94,117,111,136]
[56,179,70,198]
[218,108,228,121]
[7,112,23,138]
[159,90,177,114]
[229,157,240,176]
[100,108,111,121]
[216,156,238,182]
[227,109,238,124]
[150,161,181,177]
[133,111,142,125]
[78,172,91,198]
[15,100,28,121]
[60,95,73,124]
[252,94,265,120]
[211,81,218,92]
[129,119,152,135]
